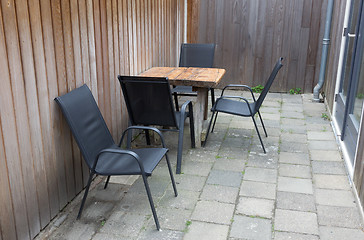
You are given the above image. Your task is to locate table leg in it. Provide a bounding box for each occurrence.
[194,87,208,147]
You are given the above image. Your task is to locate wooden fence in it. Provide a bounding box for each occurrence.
[189,0,328,93]
[0,0,184,239]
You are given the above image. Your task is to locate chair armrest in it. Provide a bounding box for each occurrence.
[221,84,257,102]
[93,148,146,175]
[214,96,254,115]
[180,100,193,116]
[118,126,167,148]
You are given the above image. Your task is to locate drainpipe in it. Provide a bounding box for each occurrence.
[313,0,335,102]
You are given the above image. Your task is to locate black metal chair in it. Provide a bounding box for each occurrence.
[203,58,284,153]
[118,75,195,174]
[54,84,177,230]
[172,43,216,111]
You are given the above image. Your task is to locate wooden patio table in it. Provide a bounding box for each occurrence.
[140,67,226,147]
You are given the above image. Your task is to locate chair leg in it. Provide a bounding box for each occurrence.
[211,112,219,132]
[145,129,151,145]
[188,103,196,148]
[176,122,185,174]
[203,111,216,147]
[257,111,268,137]
[173,92,179,111]
[77,171,95,219]
[165,154,178,197]
[141,174,160,230]
[251,116,266,153]
[210,88,215,106]
[104,175,111,189]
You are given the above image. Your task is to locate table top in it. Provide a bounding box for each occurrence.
[140,67,225,88]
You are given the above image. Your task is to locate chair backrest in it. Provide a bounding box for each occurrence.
[118,76,178,127]
[179,43,215,68]
[255,57,284,112]
[54,85,115,169]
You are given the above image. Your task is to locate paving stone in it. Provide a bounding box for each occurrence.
[128,176,170,198]
[279,164,311,178]
[307,131,335,141]
[281,118,305,126]
[273,231,319,240]
[261,113,281,121]
[306,124,330,132]
[100,212,147,238]
[230,215,272,240]
[184,221,229,240]
[280,133,307,143]
[191,201,235,224]
[274,209,319,235]
[319,226,364,240]
[200,184,239,203]
[206,170,243,187]
[58,222,96,240]
[248,153,278,169]
[146,207,192,231]
[119,192,156,214]
[108,175,139,186]
[174,174,206,192]
[308,141,338,150]
[137,229,184,240]
[261,119,281,128]
[276,191,316,212]
[281,125,307,134]
[186,149,218,163]
[240,181,276,200]
[244,167,277,183]
[312,161,346,175]
[213,158,246,172]
[92,233,130,240]
[159,189,199,210]
[317,205,363,228]
[281,111,305,119]
[313,174,351,190]
[277,176,313,194]
[236,197,274,218]
[310,150,342,161]
[181,161,213,176]
[315,189,357,207]
[218,147,249,160]
[82,201,115,221]
[280,142,309,153]
[279,152,310,165]
[89,182,128,202]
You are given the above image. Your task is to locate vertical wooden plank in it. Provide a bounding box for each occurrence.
[129,0,137,74]
[94,0,105,112]
[70,0,85,193]
[0,1,31,238]
[86,0,98,100]
[78,0,92,186]
[0,9,17,238]
[42,0,69,211]
[106,0,116,138]
[10,0,44,237]
[112,0,121,139]
[121,0,130,75]
[100,0,112,132]
[0,120,17,240]
[29,0,60,223]
[52,0,76,202]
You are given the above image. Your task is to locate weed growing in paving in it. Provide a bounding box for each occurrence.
[289,88,302,94]
[252,85,264,93]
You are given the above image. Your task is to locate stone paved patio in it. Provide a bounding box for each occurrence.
[36,92,364,240]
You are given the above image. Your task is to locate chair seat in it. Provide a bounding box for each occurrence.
[95,145,168,176]
[171,86,196,94]
[214,98,256,117]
